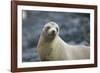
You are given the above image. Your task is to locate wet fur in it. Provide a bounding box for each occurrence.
[37,22,90,61]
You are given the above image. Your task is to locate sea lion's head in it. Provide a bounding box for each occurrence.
[42,21,59,41]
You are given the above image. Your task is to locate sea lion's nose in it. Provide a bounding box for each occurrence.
[52,30,55,34]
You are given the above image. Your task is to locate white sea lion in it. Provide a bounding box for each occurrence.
[37,21,90,61]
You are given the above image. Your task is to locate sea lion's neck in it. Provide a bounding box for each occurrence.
[37,34,52,49]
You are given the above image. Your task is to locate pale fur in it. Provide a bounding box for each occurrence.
[37,22,90,61]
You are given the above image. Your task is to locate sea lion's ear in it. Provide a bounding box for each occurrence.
[56,27,58,32]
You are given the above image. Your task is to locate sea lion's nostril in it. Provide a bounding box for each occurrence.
[52,30,55,34]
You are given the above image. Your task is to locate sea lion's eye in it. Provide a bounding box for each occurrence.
[46,26,50,30]
[45,26,50,31]
[56,27,58,31]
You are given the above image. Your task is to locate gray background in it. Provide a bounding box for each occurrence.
[22,10,90,62]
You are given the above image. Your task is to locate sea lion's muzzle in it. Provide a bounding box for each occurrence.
[48,28,56,36]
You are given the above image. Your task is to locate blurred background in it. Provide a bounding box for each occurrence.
[22,10,90,62]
